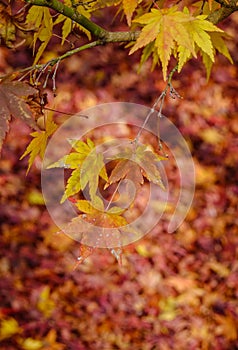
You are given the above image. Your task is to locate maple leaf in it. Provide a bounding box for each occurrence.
[0,80,39,150]
[122,0,139,26]
[67,139,108,202]
[129,9,162,52]
[130,6,229,80]
[209,31,233,63]
[184,14,222,56]
[79,147,108,201]
[26,6,53,63]
[48,138,95,202]
[76,199,127,227]
[47,138,95,171]
[106,144,166,192]
[60,168,82,203]
[0,318,22,341]
[54,0,92,44]
[60,198,130,249]
[135,144,166,188]
[130,7,196,79]
[178,14,231,77]
[20,116,57,173]
[48,138,108,203]
[108,158,144,192]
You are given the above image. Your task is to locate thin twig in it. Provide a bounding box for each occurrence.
[52,60,60,93]
[133,65,180,157]
[34,62,52,86]
[0,41,103,83]
[135,65,179,150]
[43,107,89,118]
[43,67,53,88]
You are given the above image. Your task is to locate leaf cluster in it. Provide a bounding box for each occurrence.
[130,5,233,80]
[0,0,233,77]
[48,138,166,246]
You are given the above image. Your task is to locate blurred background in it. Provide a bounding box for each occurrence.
[0,4,238,350]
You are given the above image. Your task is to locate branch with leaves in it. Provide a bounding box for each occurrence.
[0,0,237,164]
[207,0,238,23]
[0,0,237,263]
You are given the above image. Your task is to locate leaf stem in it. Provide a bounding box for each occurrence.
[135,65,178,148]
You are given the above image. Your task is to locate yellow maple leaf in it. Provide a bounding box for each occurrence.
[48,138,108,203]
[61,199,130,249]
[129,9,162,53]
[183,15,222,60]
[26,7,53,63]
[130,6,230,80]
[0,318,22,341]
[37,286,55,318]
[54,0,91,44]
[130,7,195,79]
[209,31,233,63]
[122,0,139,26]
[21,338,44,350]
[20,116,57,173]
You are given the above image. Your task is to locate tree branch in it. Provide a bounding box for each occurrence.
[25,0,238,44]
[18,0,237,82]
[208,0,238,24]
[25,0,140,43]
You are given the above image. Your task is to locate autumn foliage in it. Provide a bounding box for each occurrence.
[0,0,238,349]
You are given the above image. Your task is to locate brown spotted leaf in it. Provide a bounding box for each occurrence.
[107,158,144,193]
[0,80,39,150]
[106,144,166,192]
[60,199,130,249]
